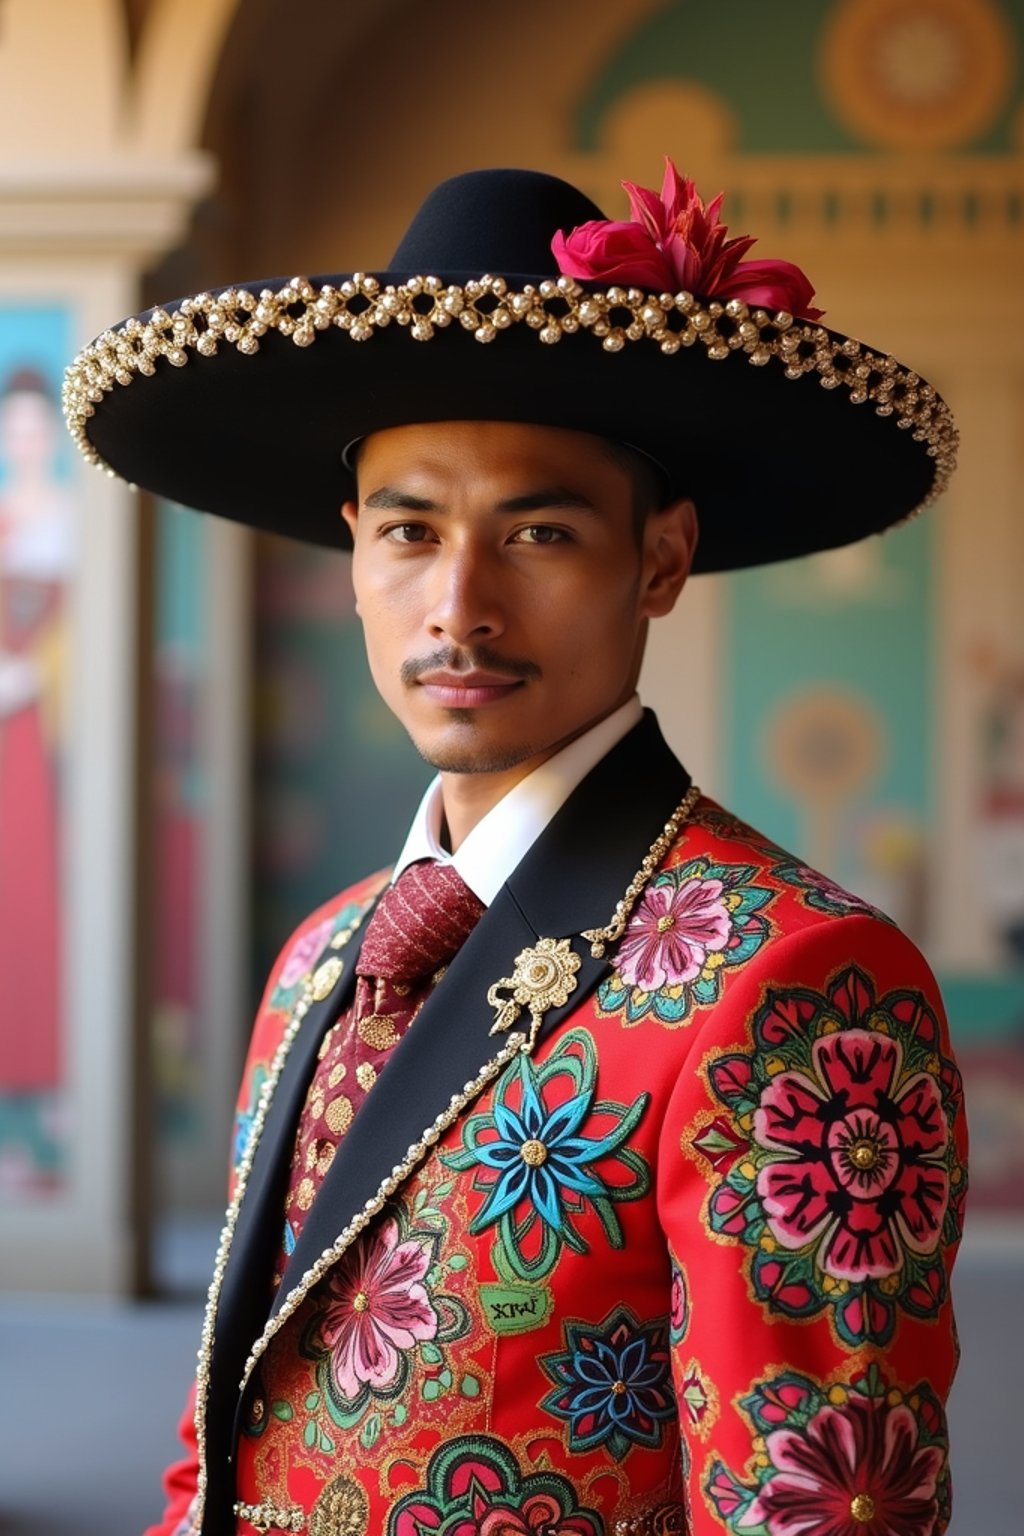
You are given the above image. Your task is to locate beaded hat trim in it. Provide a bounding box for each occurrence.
[62,271,957,513]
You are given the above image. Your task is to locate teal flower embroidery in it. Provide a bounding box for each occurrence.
[443,1028,649,1283]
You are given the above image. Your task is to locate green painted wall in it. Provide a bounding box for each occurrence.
[578,0,1024,155]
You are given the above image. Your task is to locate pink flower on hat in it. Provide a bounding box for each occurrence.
[552,157,823,321]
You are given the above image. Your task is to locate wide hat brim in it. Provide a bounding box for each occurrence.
[64,169,956,574]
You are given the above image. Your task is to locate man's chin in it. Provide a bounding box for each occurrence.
[411,720,540,776]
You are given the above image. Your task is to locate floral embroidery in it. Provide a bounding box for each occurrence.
[278,916,335,991]
[317,1215,438,1398]
[669,1256,689,1345]
[706,1364,949,1536]
[598,858,773,1027]
[770,859,888,922]
[299,1195,470,1434]
[618,876,732,990]
[269,898,367,1010]
[540,1305,674,1461]
[388,1433,604,1536]
[443,1027,649,1283]
[703,964,965,1346]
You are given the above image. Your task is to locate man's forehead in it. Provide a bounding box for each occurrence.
[354,420,618,480]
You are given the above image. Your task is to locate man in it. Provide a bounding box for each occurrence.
[65,163,964,1536]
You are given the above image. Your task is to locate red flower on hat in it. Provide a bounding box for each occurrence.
[552,157,823,321]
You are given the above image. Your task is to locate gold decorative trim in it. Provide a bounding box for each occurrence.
[190,905,368,1535]
[583,784,703,958]
[234,1499,305,1533]
[235,1028,530,1401]
[487,936,582,1047]
[62,274,957,515]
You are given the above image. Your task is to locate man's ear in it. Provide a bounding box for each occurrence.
[341,500,362,615]
[341,499,359,544]
[640,498,699,619]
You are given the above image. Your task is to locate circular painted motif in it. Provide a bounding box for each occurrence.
[821,0,1015,150]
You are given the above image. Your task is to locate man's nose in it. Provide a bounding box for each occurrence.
[424,541,505,645]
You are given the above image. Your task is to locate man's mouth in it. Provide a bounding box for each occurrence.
[414,669,527,709]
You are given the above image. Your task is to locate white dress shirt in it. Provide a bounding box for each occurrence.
[391,696,644,905]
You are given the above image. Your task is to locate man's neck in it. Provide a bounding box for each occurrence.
[439,756,553,852]
[437,700,640,851]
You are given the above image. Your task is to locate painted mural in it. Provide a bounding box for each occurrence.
[0,306,76,1197]
[574,0,1024,1210]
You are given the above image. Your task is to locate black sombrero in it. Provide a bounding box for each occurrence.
[63,166,956,573]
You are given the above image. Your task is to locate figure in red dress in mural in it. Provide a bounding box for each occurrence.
[0,367,75,1193]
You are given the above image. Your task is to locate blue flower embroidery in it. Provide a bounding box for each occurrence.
[541,1306,674,1461]
[443,1028,649,1283]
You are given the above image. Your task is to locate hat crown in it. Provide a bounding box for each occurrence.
[388,168,606,275]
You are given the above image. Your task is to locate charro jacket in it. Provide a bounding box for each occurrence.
[147,714,965,1536]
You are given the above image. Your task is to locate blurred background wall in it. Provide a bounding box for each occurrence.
[0,0,1021,1297]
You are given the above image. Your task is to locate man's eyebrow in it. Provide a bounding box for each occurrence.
[361,485,598,514]
[363,487,438,511]
[494,488,596,514]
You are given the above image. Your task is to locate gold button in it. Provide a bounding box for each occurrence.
[850,1139,879,1170]
[520,1139,547,1167]
[850,1493,876,1523]
[611,1380,627,1396]
[352,1290,369,1313]
[657,914,676,932]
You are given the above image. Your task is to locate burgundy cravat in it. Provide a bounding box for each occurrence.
[277,861,485,1276]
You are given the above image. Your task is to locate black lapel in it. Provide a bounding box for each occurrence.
[274,712,689,1305]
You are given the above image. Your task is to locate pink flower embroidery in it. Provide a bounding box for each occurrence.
[317,1216,438,1399]
[615,876,731,992]
[552,157,822,320]
[670,1263,688,1339]
[475,1493,596,1536]
[278,916,334,989]
[739,1392,944,1536]
[754,1030,950,1282]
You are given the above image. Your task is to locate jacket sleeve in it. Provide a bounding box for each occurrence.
[656,912,966,1535]
[138,886,371,1536]
[141,1385,200,1536]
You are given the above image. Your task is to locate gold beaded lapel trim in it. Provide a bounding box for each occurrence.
[582,783,703,958]
[191,900,371,1536]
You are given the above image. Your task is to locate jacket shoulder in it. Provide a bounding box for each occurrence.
[677,794,893,937]
[256,867,390,1017]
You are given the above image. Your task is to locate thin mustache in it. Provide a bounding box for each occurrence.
[401,647,541,686]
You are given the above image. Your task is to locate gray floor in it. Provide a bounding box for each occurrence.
[0,1224,1020,1535]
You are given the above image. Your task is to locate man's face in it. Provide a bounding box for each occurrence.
[342,420,694,780]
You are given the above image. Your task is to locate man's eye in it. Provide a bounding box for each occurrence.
[513,525,567,545]
[384,523,430,543]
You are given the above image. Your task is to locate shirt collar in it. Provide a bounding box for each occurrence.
[391,695,644,905]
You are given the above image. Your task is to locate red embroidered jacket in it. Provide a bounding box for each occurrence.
[145,717,965,1536]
